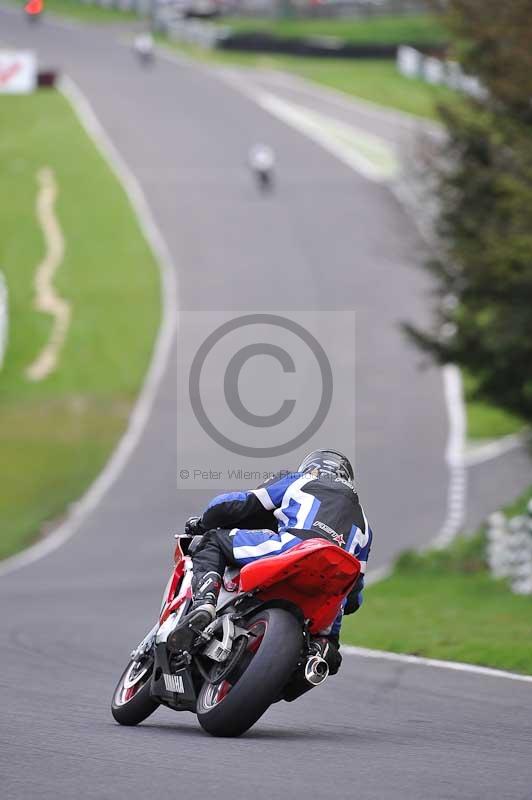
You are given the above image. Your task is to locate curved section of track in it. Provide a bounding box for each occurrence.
[2,7,451,563]
[0,9,530,799]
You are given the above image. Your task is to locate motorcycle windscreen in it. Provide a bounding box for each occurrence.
[239,539,361,634]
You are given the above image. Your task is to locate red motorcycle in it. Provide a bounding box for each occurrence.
[24,0,43,22]
[111,531,361,737]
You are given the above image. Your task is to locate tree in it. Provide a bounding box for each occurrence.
[405,1,532,424]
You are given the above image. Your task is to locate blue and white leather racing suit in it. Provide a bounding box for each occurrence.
[193,470,373,639]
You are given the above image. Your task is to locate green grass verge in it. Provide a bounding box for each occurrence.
[0,90,160,560]
[223,13,447,45]
[164,41,455,120]
[4,0,138,23]
[342,487,532,674]
[463,371,526,440]
[278,57,455,120]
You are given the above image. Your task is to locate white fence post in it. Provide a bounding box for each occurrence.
[396,46,487,99]
[397,45,422,79]
[487,507,532,595]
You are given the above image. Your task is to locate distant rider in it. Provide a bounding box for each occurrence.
[168,449,373,674]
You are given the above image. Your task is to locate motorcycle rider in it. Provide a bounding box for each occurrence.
[168,449,372,674]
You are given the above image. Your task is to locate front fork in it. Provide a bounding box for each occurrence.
[129,558,194,661]
[130,623,159,661]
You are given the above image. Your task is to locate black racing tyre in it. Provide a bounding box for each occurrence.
[111,657,159,726]
[196,608,303,737]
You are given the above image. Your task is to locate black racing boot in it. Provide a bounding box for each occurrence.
[166,572,221,654]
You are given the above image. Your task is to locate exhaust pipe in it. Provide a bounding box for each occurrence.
[304,655,329,686]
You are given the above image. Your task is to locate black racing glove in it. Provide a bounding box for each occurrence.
[184,516,205,536]
[344,574,364,615]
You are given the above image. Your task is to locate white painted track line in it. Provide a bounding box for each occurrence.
[247,67,443,134]
[343,645,532,684]
[464,432,529,467]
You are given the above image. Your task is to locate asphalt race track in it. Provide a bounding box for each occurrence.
[1,8,531,799]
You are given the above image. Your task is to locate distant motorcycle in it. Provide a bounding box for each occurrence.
[111,531,360,737]
[24,0,43,22]
[133,33,154,67]
[249,144,275,192]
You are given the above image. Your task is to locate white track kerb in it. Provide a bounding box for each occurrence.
[435,364,467,546]
[0,76,179,578]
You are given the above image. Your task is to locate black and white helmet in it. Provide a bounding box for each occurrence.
[298,449,354,483]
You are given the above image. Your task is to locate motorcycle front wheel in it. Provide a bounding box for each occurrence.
[111,655,159,726]
[196,607,302,737]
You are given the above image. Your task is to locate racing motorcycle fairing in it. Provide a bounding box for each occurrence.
[238,538,361,633]
[158,535,197,624]
[151,642,197,712]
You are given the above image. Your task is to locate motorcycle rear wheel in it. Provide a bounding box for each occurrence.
[196,607,302,737]
[111,657,159,726]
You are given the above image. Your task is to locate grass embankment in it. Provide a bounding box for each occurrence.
[223,13,447,45]
[464,371,526,440]
[342,488,532,674]
[0,91,160,560]
[278,58,454,120]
